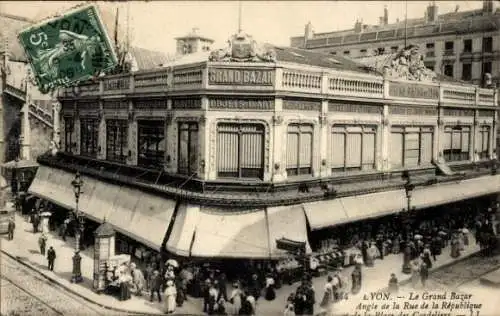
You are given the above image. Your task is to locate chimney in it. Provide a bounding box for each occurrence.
[384,5,389,25]
[426,2,438,23]
[379,17,385,26]
[354,19,362,33]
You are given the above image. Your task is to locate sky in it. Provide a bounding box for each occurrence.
[0,1,484,55]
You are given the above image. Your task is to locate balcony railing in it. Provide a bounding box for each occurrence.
[58,61,496,107]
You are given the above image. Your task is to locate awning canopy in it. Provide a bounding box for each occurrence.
[340,190,407,222]
[190,207,271,259]
[303,190,407,230]
[165,203,200,257]
[303,199,349,230]
[267,205,311,257]
[28,165,176,251]
[412,175,500,209]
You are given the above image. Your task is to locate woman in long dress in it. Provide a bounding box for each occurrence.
[264,274,276,301]
[351,265,362,294]
[229,283,243,315]
[164,280,177,314]
[410,260,420,288]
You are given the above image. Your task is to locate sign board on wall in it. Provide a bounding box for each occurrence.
[389,82,439,100]
[208,68,274,86]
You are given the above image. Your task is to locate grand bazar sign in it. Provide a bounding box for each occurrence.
[208,68,274,86]
[389,82,439,100]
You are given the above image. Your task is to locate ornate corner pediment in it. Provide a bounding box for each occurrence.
[209,32,277,63]
[384,45,437,82]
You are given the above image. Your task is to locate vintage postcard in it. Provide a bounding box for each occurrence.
[0,1,499,316]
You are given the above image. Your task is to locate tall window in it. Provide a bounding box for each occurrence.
[444,41,454,54]
[482,61,492,76]
[463,39,472,53]
[178,122,198,175]
[478,126,491,159]
[443,126,470,162]
[80,117,99,157]
[64,117,74,153]
[286,124,313,176]
[462,63,472,81]
[483,37,493,53]
[390,127,433,168]
[138,120,165,169]
[331,125,376,172]
[217,123,264,179]
[106,119,128,163]
[444,64,454,77]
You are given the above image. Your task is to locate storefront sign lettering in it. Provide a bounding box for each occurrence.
[389,82,439,100]
[208,68,274,86]
[209,99,273,110]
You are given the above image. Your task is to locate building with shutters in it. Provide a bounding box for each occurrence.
[290,1,500,88]
[28,30,499,261]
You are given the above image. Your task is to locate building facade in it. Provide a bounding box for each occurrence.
[29,32,499,260]
[290,1,500,87]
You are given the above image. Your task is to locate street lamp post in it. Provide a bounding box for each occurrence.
[71,172,84,283]
[401,175,415,274]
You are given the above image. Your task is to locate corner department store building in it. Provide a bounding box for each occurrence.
[29,33,500,260]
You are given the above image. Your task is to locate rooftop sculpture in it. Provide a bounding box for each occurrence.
[209,32,277,63]
[384,45,437,82]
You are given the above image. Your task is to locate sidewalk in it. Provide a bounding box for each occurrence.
[0,213,202,315]
[0,212,481,316]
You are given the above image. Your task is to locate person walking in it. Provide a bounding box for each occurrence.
[150,270,163,302]
[32,212,40,234]
[7,218,15,240]
[163,280,177,314]
[38,234,47,255]
[47,246,56,271]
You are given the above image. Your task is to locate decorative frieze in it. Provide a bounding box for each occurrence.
[283,99,321,111]
[443,108,475,117]
[173,70,203,86]
[208,98,274,110]
[389,106,437,116]
[135,72,169,87]
[329,103,383,114]
[172,98,202,109]
[135,99,167,110]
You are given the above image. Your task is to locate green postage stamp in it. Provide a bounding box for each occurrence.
[18,4,118,93]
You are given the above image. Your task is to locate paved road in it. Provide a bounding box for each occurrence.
[0,253,123,316]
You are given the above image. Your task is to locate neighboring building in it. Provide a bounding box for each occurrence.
[29,31,499,262]
[175,28,214,56]
[290,1,500,87]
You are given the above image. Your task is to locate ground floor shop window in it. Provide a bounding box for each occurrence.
[286,124,313,176]
[64,116,74,153]
[331,125,376,172]
[137,120,166,169]
[217,123,264,179]
[390,126,433,168]
[80,117,99,157]
[178,122,199,175]
[443,126,470,162]
[478,126,491,160]
[106,119,128,163]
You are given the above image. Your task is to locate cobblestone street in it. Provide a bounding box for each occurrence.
[0,253,121,316]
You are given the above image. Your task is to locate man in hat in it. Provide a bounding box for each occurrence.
[150,270,163,302]
[47,246,56,271]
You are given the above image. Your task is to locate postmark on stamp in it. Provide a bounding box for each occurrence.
[17,4,118,94]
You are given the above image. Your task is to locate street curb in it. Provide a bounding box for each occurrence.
[1,249,166,316]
